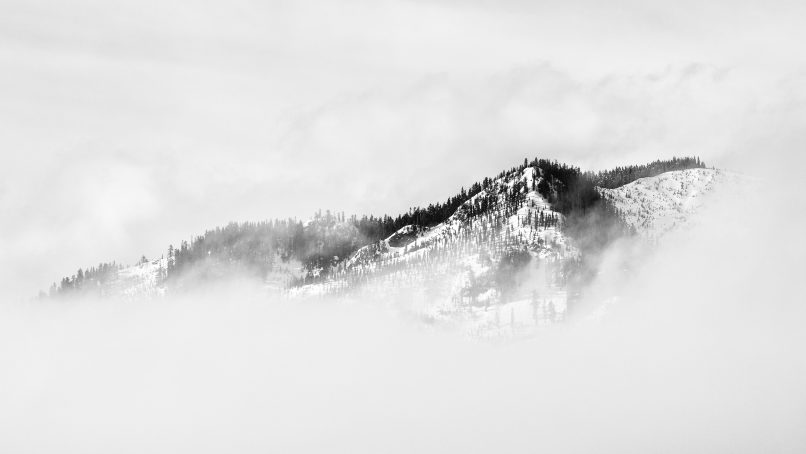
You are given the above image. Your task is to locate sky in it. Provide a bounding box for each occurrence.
[2,0,806,298]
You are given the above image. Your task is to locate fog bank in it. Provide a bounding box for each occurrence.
[1,181,805,453]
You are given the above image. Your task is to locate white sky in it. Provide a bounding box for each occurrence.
[2,0,805,298]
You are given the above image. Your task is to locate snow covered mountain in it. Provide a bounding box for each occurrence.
[290,165,577,337]
[45,157,732,336]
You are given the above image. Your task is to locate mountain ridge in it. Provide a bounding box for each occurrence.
[43,157,708,308]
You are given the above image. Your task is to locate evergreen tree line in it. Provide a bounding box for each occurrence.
[585,156,706,189]
[166,212,365,288]
[49,261,122,297]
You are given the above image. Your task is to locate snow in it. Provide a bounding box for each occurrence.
[108,257,166,299]
[598,168,742,239]
[293,165,576,337]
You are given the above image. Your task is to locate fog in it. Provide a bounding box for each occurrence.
[2,178,804,453]
[2,0,806,450]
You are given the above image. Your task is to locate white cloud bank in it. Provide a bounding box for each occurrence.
[1,179,804,453]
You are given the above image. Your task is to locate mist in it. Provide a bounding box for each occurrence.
[2,177,805,453]
[3,0,806,451]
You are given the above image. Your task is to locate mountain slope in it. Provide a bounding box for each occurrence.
[44,156,720,335]
[598,168,736,238]
[292,165,577,337]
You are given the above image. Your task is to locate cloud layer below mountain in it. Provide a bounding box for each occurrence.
[2,179,804,453]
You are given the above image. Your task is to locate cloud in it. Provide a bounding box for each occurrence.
[277,63,791,212]
[1,178,805,453]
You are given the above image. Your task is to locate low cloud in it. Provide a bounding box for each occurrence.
[1,179,804,453]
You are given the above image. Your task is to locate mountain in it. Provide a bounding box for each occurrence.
[43,157,720,335]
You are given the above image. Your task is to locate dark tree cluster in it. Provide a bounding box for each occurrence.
[49,261,121,297]
[585,156,706,189]
[351,181,485,243]
[529,158,601,215]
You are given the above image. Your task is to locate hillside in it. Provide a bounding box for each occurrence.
[292,165,578,337]
[598,168,739,238]
[43,156,714,333]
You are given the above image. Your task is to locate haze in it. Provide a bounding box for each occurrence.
[2,176,805,452]
[1,1,805,452]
